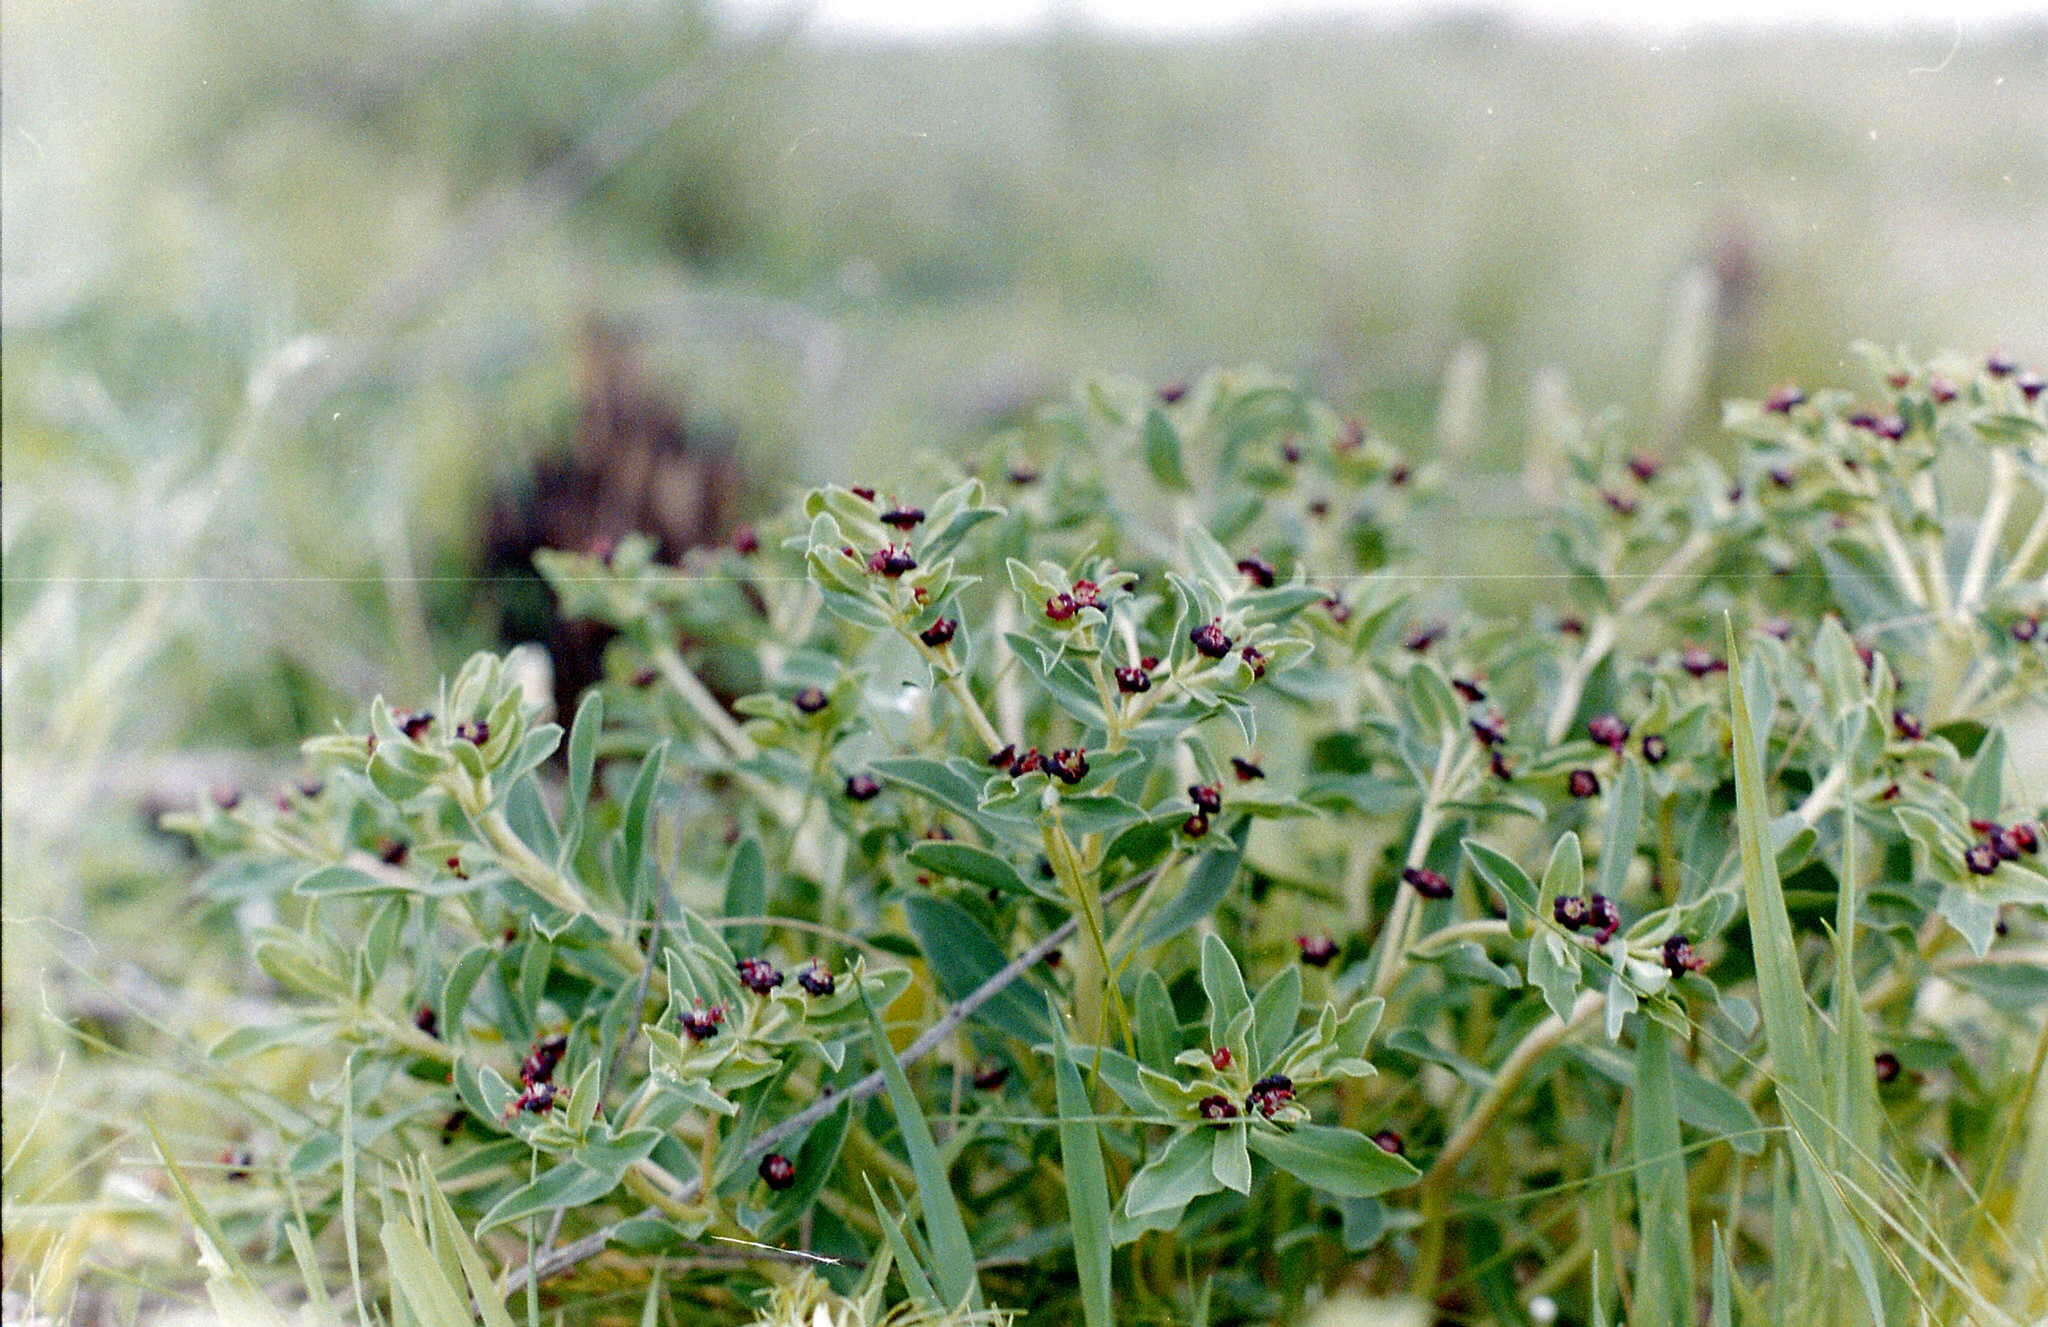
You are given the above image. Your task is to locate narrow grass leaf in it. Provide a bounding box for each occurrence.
[862,991,978,1310]
[1051,1005,1115,1327]
[1632,1017,1694,1327]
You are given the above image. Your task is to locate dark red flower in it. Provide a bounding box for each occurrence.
[1626,454,1661,483]
[881,506,926,530]
[1210,1046,1233,1071]
[1588,894,1622,943]
[1199,1094,1239,1125]
[1404,623,1446,653]
[520,1034,567,1086]
[850,486,877,502]
[758,1153,796,1190]
[1661,934,1706,977]
[1403,866,1452,899]
[1873,1051,1901,1084]
[1601,490,1638,518]
[1987,352,2018,377]
[1236,556,1277,589]
[1230,756,1265,781]
[988,743,1017,768]
[1297,935,1339,967]
[1371,1130,1405,1156]
[972,1062,1010,1091]
[868,545,917,577]
[797,962,836,997]
[1553,896,1588,931]
[414,1006,439,1039]
[1679,645,1726,678]
[1240,645,1266,679]
[211,784,242,811]
[2018,372,2044,401]
[397,710,434,741]
[1158,381,1189,404]
[378,838,410,866]
[2007,822,2040,855]
[793,687,829,714]
[1892,709,1924,742]
[1567,769,1601,799]
[1045,593,1078,622]
[845,773,882,802]
[2013,616,2040,643]
[918,617,958,648]
[1928,376,1958,404]
[1452,677,1487,704]
[737,957,785,994]
[1245,1074,1295,1118]
[1114,665,1152,693]
[1587,714,1630,751]
[1182,812,1211,838]
[680,1003,726,1041]
[1191,620,1233,659]
[1043,748,1090,785]
[1188,784,1223,815]
[456,719,489,745]
[1764,385,1806,414]
[732,525,760,554]
[1641,734,1669,765]
[1470,713,1508,748]
[1070,580,1101,609]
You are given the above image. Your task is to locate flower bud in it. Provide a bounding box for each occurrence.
[758,1153,796,1190]
[1402,866,1452,899]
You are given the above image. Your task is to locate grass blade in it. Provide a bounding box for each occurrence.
[1632,1016,1694,1327]
[1051,1001,1115,1327]
[861,990,978,1310]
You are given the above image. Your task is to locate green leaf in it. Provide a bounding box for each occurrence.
[905,841,1031,897]
[1200,933,1253,1059]
[619,740,668,914]
[559,689,603,867]
[861,992,978,1310]
[1141,831,1245,948]
[1245,1123,1419,1198]
[1142,407,1192,491]
[1134,970,1181,1071]
[1124,1128,1224,1218]
[1051,1007,1115,1326]
[1464,840,1539,935]
[1596,758,1645,901]
[1250,965,1302,1075]
[872,757,992,823]
[723,837,767,956]
[1571,1046,1765,1156]
[381,1220,476,1327]
[1211,1125,1252,1194]
[1529,931,1582,1024]
[901,894,1049,1043]
[439,944,494,1037]
[1631,1018,1695,1327]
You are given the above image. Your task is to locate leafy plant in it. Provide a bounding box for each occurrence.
[145,349,2046,1324]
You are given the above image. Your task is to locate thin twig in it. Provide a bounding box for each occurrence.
[502,865,1162,1295]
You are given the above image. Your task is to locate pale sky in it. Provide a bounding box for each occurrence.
[728,0,2046,36]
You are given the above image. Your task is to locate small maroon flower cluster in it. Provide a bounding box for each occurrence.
[1190,619,1233,659]
[1555,893,1622,944]
[1567,769,1601,799]
[737,957,784,994]
[1678,645,1727,679]
[797,961,836,997]
[1587,713,1630,751]
[1964,820,2040,875]
[1042,748,1090,785]
[759,1153,796,1190]
[1660,934,1707,978]
[455,718,489,745]
[1402,866,1453,899]
[1045,578,1104,622]
[845,773,882,801]
[1236,555,1277,589]
[918,617,957,647]
[1198,1093,1239,1125]
[1640,734,1669,765]
[1245,1073,1295,1118]
[1892,709,1925,741]
[1296,934,1339,967]
[396,709,434,741]
[1470,711,1509,748]
[793,687,830,715]
[1114,662,1153,693]
[867,544,918,577]
[507,1033,569,1117]
[1230,756,1265,781]
[1846,410,1908,441]
[680,1001,727,1041]
[1188,784,1223,815]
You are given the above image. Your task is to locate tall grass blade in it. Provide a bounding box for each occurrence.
[861,991,978,1310]
[1051,1001,1115,1327]
[1632,1016,1693,1327]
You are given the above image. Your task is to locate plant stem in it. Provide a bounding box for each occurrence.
[650,641,755,761]
[1996,498,2048,589]
[1367,738,1459,1000]
[1544,530,1714,746]
[1958,449,2018,610]
[1411,990,1602,1305]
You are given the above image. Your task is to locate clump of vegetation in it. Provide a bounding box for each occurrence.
[87,348,2048,1322]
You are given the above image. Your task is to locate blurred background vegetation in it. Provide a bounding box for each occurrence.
[3,0,2044,1313]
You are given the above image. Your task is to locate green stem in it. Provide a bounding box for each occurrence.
[1367,737,1462,1000]
[650,641,755,760]
[1043,818,1127,1049]
[1411,990,1602,1305]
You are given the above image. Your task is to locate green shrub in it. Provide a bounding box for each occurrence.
[158,347,2045,1325]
